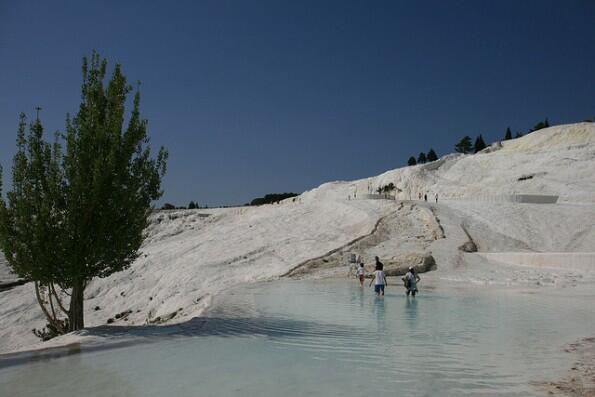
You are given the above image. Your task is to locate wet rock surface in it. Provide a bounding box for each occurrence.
[538,337,595,397]
[382,254,436,277]
[286,203,443,278]
[458,240,478,253]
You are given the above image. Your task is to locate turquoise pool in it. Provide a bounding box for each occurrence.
[1,279,594,396]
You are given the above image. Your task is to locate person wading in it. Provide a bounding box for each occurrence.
[402,266,421,297]
[369,260,387,296]
[356,263,365,287]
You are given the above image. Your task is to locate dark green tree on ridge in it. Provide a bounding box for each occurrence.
[504,127,512,140]
[427,148,438,162]
[474,134,487,153]
[417,152,427,164]
[455,136,473,154]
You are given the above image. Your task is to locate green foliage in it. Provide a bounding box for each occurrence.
[455,136,473,154]
[382,183,395,193]
[188,201,198,209]
[0,51,168,332]
[474,134,487,153]
[33,319,69,341]
[0,114,64,285]
[504,127,512,140]
[529,118,550,133]
[417,152,427,164]
[426,148,438,162]
[407,156,417,166]
[250,192,298,206]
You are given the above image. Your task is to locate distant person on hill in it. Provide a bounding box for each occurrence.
[356,263,365,287]
[418,192,422,200]
[369,260,387,296]
[424,194,428,202]
[402,267,421,297]
[435,193,438,203]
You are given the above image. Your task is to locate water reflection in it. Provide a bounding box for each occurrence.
[374,296,386,332]
[405,296,418,315]
[404,296,419,336]
[348,283,365,310]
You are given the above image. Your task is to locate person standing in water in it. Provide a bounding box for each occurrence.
[374,256,384,270]
[356,262,365,287]
[369,260,387,296]
[403,266,421,297]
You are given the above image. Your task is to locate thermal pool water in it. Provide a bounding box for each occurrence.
[1,279,594,396]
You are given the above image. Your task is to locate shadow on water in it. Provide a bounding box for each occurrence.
[0,315,364,370]
[0,349,135,395]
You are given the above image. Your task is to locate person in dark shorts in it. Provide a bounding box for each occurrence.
[369,260,387,296]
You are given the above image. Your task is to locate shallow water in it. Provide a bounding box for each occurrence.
[1,279,594,396]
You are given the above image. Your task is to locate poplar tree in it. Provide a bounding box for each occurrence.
[474,134,487,153]
[407,156,417,166]
[504,127,512,140]
[417,152,427,164]
[0,51,168,334]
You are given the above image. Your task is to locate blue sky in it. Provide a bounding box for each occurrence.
[1,1,594,206]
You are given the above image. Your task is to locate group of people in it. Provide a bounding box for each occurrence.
[418,192,439,203]
[356,256,421,297]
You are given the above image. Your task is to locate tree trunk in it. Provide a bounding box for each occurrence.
[34,281,65,333]
[68,280,85,331]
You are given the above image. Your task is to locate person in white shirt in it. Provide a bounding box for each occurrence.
[369,261,387,296]
[402,266,421,297]
[356,263,365,287]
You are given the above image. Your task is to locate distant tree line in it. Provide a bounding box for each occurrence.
[161,193,305,210]
[454,134,487,154]
[406,118,553,165]
[160,200,205,210]
[408,148,438,166]
[250,192,298,206]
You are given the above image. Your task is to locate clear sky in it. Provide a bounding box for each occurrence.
[1,1,594,206]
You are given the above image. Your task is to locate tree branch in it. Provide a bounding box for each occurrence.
[47,286,58,323]
[50,283,69,316]
[34,281,64,333]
